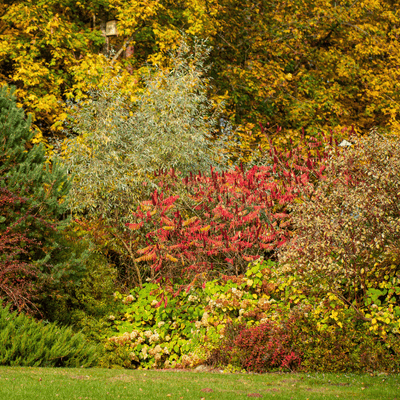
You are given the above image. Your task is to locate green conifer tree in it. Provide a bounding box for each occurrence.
[0,84,70,216]
[0,85,88,313]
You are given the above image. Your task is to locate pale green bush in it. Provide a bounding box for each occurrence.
[61,39,228,218]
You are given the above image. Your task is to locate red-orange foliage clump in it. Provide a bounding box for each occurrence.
[125,127,338,285]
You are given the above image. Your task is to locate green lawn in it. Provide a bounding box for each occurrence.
[0,367,399,399]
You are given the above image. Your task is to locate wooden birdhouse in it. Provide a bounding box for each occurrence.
[105,20,118,36]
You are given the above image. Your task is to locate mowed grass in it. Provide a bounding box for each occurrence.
[0,367,399,400]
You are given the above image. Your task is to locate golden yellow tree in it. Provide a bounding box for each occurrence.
[3,0,400,160]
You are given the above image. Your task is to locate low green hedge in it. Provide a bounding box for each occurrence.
[0,304,100,367]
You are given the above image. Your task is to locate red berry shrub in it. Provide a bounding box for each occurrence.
[207,318,302,373]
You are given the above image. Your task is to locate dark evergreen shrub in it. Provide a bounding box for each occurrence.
[0,304,100,367]
[0,84,91,313]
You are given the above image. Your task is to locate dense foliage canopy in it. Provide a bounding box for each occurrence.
[2,0,400,154]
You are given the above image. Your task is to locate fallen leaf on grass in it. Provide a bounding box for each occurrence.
[201,388,213,392]
[247,394,263,398]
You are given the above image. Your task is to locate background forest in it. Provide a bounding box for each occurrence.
[1,0,400,372]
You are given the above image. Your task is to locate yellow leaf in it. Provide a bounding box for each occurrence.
[182,216,198,226]
[166,254,178,262]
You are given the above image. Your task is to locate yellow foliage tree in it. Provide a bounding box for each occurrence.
[0,1,110,141]
[2,0,400,161]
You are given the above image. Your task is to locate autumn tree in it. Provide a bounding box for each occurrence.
[106,0,400,159]
[3,0,400,163]
[0,0,109,140]
[188,0,400,159]
[278,129,400,321]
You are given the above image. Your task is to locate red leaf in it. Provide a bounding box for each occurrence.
[155,300,162,308]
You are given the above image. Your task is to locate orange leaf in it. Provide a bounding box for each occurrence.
[137,245,153,255]
[126,222,143,230]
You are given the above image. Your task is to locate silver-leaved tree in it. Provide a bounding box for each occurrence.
[60,38,230,287]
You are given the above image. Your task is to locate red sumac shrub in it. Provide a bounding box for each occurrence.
[126,129,338,284]
[129,165,294,281]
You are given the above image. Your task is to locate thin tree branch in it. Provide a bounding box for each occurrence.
[111,35,135,66]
